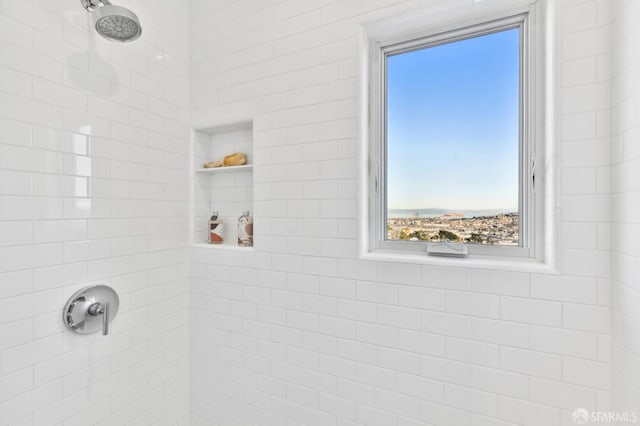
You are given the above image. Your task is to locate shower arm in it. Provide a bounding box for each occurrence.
[81,0,112,12]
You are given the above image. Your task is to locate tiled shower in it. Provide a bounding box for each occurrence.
[0,0,639,425]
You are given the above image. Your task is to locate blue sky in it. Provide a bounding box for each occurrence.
[386,28,520,211]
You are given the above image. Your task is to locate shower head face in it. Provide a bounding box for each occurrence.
[93,4,141,42]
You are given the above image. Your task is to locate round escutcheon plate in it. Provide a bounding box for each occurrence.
[62,285,119,335]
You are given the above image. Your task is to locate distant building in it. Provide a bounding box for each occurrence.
[443,212,464,219]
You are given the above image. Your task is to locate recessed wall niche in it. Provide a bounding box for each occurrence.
[191,120,253,249]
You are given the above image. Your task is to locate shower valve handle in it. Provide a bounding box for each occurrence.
[88,302,110,335]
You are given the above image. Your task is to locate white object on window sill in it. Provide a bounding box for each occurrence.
[427,241,468,257]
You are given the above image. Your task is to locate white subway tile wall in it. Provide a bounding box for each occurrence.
[0,0,190,425]
[187,1,622,426]
[611,0,640,421]
[2,0,638,425]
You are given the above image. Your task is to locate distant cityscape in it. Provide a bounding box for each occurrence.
[387,211,519,246]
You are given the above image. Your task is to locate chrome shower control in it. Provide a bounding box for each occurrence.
[87,301,110,335]
[63,285,119,335]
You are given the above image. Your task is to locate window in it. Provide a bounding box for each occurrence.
[367,8,544,260]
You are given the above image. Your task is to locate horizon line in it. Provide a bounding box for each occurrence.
[388,207,518,212]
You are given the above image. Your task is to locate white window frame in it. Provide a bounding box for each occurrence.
[363,2,548,264]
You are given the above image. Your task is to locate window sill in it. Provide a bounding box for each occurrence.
[360,249,558,274]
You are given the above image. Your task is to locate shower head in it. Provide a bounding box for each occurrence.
[80,0,142,43]
[93,4,141,42]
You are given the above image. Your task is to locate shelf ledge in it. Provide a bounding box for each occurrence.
[195,164,253,174]
[192,242,253,251]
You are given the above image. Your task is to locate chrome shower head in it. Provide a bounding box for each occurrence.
[93,4,141,42]
[81,0,142,43]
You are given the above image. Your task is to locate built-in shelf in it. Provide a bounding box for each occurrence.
[190,119,254,248]
[195,164,253,174]
[192,242,253,251]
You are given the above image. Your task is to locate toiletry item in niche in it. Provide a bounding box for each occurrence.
[202,152,247,169]
[203,160,223,168]
[208,211,224,244]
[223,152,247,166]
[237,211,253,246]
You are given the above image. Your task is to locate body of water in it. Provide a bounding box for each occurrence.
[387,208,517,219]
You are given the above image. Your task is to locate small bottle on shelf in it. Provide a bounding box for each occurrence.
[208,211,224,244]
[237,211,253,247]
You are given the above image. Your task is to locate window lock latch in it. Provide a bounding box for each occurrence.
[531,157,536,193]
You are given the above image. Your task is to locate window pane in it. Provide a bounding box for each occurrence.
[386,28,520,246]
